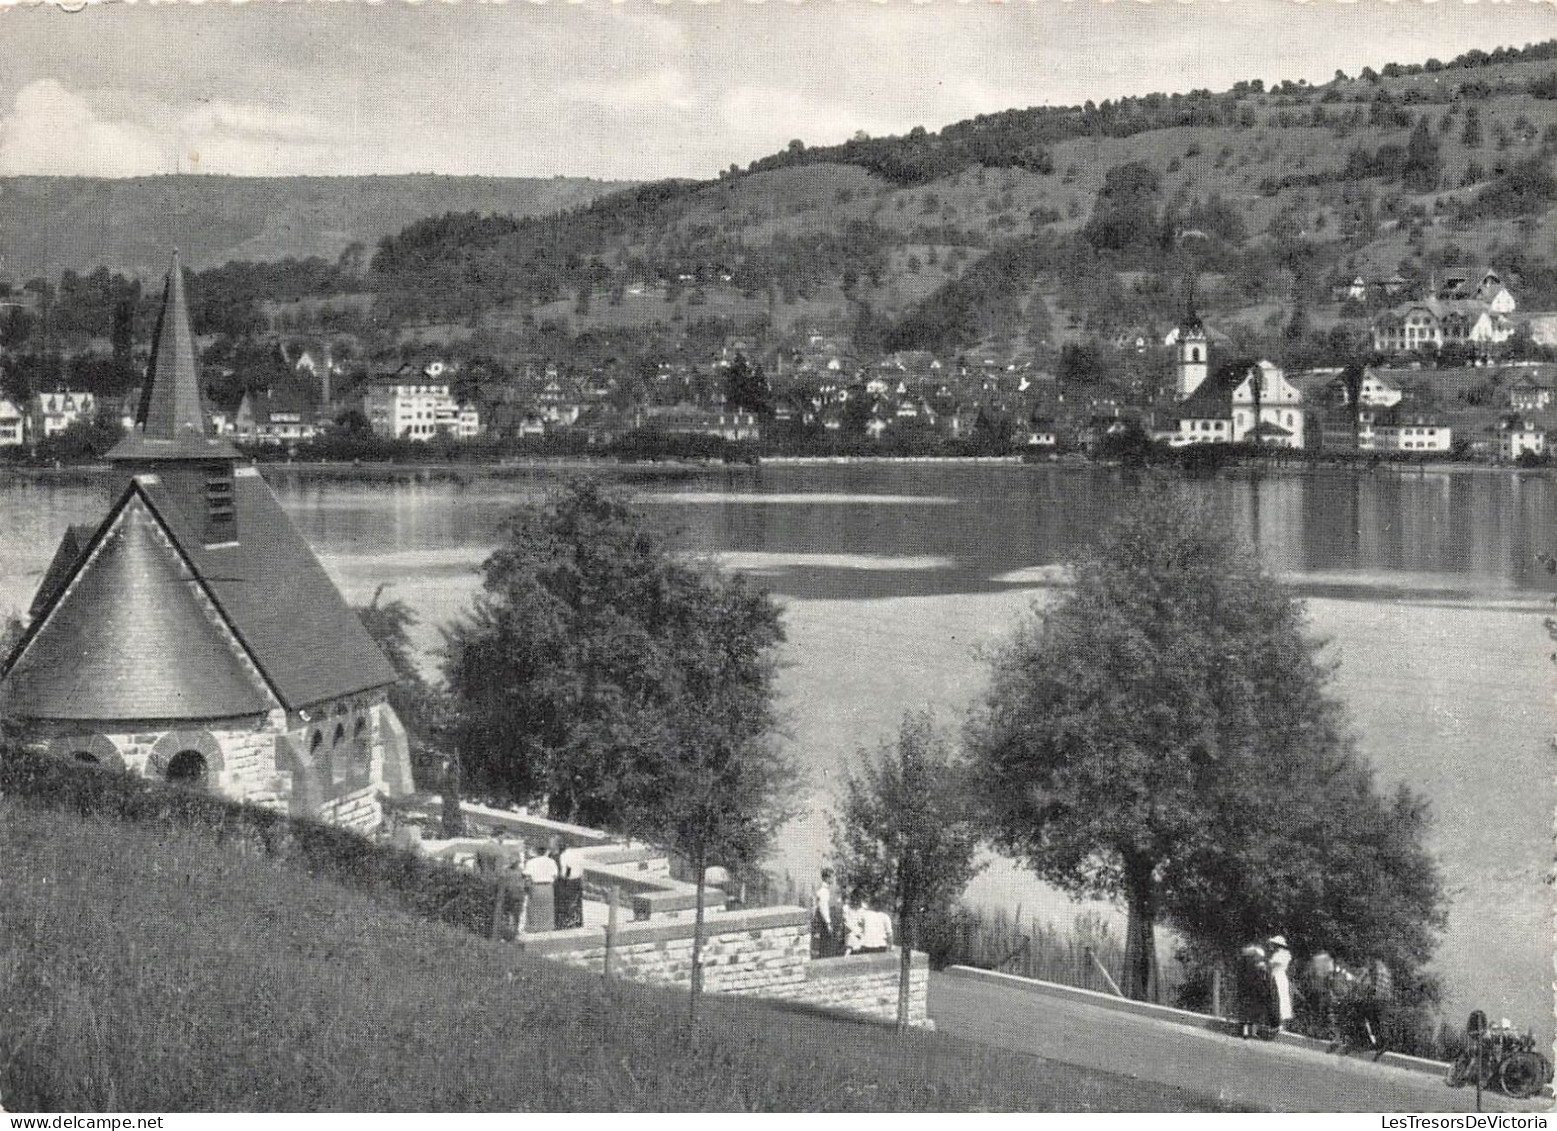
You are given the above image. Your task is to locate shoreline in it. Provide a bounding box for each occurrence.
[0,454,1549,484]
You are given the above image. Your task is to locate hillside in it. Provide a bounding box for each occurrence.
[0,799,1233,1112]
[347,40,1557,366]
[0,174,629,280]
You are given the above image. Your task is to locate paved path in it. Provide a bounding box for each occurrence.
[930,972,1548,1113]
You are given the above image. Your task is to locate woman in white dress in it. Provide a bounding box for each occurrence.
[1266,935,1294,1031]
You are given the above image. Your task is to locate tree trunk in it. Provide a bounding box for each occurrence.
[689,858,707,1024]
[1121,862,1158,1002]
[896,904,913,1032]
[441,753,465,837]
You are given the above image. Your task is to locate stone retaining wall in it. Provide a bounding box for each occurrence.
[517,908,931,1026]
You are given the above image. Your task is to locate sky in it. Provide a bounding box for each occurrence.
[0,0,1555,181]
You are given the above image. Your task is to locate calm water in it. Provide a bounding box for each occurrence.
[0,463,1551,1039]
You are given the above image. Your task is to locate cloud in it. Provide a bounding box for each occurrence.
[0,79,166,176]
[562,67,699,113]
[0,81,347,176]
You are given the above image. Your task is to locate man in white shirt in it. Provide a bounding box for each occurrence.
[812,867,836,957]
[857,904,894,954]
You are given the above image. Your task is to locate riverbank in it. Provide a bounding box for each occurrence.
[2,453,1549,485]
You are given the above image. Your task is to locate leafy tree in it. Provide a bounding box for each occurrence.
[443,480,791,833]
[355,586,456,795]
[1083,162,1164,254]
[1461,104,1484,148]
[1403,118,1442,193]
[831,712,984,1029]
[965,485,1444,1000]
[723,352,773,416]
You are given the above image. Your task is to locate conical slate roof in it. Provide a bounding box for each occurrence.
[1,494,274,721]
[107,251,240,463]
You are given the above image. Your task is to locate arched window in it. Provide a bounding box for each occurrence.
[310,730,324,755]
[166,750,207,787]
[333,722,346,747]
[1190,346,1202,362]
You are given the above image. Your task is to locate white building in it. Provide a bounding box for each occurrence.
[0,397,24,446]
[1497,419,1546,462]
[1363,412,1453,453]
[29,389,96,438]
[363,373,481,441]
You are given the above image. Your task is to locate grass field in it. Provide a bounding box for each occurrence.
[0,800,1237,1112]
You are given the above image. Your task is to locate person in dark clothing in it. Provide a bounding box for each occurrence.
[1236,942,1271,1038]
[553,840,585,930]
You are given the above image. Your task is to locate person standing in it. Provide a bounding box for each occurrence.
[553,839,585,930]
[812,868,837,957]
[1266,935,1294,1032]
[523,841,559,933]
[1235,942,1269,1038]
[857,902,894,954]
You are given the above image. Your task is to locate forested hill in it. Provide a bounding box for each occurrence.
[356,39,1557,365]
[0,175,629,280]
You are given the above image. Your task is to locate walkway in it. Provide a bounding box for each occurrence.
[929,971,1548,1113]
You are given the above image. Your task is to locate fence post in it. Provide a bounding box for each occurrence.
[604,883,619,982]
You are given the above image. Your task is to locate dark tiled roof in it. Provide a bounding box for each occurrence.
[28,524,96,619]
[2,495,274,721]
[108,253,240,464]
[137,467,397,709]
[1174,362,1251,420]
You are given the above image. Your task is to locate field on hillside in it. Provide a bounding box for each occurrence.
[0,800,1236,1113]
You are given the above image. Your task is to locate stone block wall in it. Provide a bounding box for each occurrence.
[516,908,932,1026]
[771,951,932,1026]
[316,784,385,833]
[519,907,810,996]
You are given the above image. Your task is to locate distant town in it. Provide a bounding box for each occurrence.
[1,262,1552,467]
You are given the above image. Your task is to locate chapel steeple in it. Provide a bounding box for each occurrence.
[107,251,243,543]
[107,251,240,464]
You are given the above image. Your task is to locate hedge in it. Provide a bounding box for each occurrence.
[0,745,499,938]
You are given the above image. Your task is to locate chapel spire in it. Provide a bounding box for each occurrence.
[108,250,240,463]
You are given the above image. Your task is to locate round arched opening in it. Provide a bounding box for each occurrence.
[333,722,346,747]
[166,750,208,787]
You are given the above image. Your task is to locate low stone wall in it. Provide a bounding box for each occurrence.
[518,906,810,995]
[516,908,931,1026]
[317,784,384,833]
[772,951,932,1026]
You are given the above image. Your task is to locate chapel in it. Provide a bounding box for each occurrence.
[0,253,413,831]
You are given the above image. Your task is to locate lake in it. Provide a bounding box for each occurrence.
[0,461,1550,1041]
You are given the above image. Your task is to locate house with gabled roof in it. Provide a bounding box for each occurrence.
[0,253,413,832]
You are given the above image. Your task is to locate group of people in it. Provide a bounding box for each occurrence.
[476,834,586,937]
[811,867,897,958]
[1236,935,1296,1038]
[1236,935,1392,1056]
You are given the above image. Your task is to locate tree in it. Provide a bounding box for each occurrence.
[965,485,1444,1000]
[831,712,984,1029]
[724,352,773,416]
[443,480,790,830]
[355,586,457,795]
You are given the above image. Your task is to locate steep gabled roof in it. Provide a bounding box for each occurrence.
[1175,361,1252,420]
[28,524,96,619]
[136,466,397,709]
[2,490,275,721]
[107,252,241,464]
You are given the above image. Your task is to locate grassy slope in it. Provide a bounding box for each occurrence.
[0,801,1235,1113]
[0,175,631,279]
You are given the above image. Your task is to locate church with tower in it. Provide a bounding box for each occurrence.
[1168,316,1307,449]
[0,254,413,832]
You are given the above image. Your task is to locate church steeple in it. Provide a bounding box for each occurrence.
[108,250,240,463]
[108,251,242,545]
